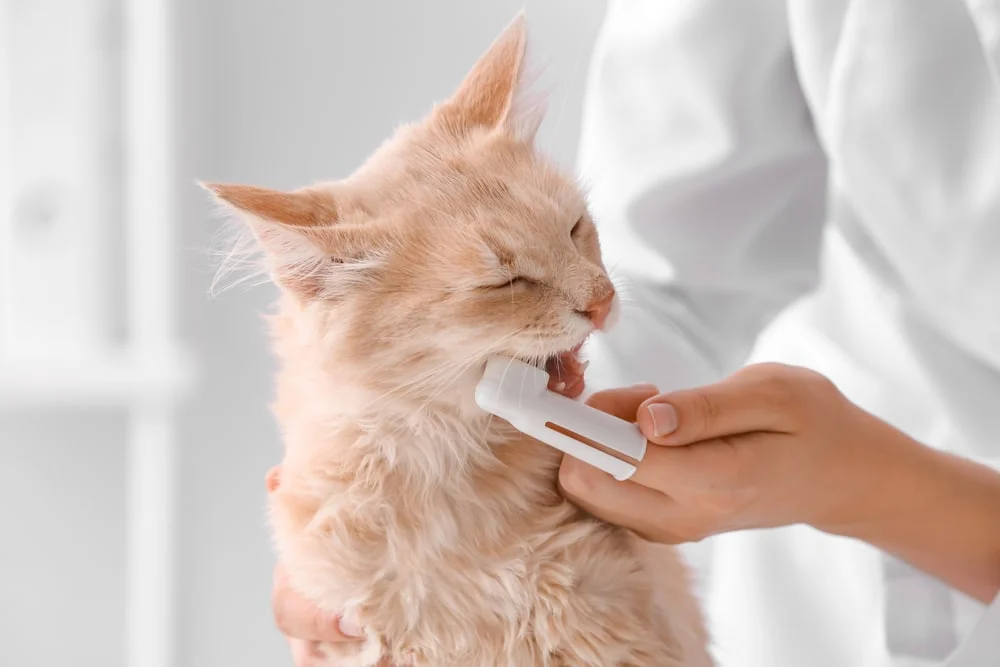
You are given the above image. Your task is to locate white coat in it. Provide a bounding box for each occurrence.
[578,1,1000,665]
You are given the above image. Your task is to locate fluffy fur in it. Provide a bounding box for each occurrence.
[206,15,711,666]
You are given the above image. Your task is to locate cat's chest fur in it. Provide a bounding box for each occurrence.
[272,408,577,593]
[268,385,708,666]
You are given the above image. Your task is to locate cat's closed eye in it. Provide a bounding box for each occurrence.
[488,276,530,290]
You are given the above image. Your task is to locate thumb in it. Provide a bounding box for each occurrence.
[637,374,792,446]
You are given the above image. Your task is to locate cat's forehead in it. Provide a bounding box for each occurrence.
[357,125,584,225]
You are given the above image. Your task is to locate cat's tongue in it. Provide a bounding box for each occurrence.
[545,344,588,399]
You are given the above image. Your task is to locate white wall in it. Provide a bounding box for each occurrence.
[176,4,605,664]
[0,410,127,667]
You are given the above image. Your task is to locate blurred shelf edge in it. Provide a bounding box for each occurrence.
[0,347,196,409]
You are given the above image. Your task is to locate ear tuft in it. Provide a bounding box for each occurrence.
[202,180,386,301]
[201,182,338,227]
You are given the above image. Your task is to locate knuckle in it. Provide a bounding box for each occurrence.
[762,373,798,410]
[804,368,839,395]
[558,458,606,497]
[765,365,841,420]
[747,364,809,422]
[693,391,719,436]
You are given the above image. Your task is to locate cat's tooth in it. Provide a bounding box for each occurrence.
[579,360,590,374]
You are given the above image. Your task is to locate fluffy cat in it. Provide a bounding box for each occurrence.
[206,15,711,667]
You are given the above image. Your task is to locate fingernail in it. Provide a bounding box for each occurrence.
[338,615,363,638]
[646,403,677,437]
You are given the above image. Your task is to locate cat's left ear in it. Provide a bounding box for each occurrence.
[441,13,546,142]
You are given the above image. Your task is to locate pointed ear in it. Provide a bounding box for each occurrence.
[203,181,381,299]
[203,182,338,227]
[440,13,547,141]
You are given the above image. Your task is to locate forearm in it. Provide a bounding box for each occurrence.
[827,416,1000,603]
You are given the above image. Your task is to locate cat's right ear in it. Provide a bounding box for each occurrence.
[203,182,338,228]
[203,182,382,298]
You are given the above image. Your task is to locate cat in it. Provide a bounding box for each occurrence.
[205,15,712,667]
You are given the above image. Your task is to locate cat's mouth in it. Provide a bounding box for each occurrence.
[540,342,588,399]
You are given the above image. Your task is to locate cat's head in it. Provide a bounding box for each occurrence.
[205,16,616,397]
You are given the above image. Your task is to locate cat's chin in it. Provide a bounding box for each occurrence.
[511,339,584,370]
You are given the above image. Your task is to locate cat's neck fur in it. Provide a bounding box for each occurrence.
[270,295,519,484]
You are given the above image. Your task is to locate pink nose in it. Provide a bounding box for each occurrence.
[580,292,615,330]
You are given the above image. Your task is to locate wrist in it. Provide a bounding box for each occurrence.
[814,413,1000,601]
[811,410,940,538]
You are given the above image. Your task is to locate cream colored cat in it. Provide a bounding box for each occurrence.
[206,16,711,667]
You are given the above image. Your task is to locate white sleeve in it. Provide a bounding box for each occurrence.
[578,0,829,393]
[945,590,1000,666]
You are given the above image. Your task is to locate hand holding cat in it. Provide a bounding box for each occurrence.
[267,468,378,667]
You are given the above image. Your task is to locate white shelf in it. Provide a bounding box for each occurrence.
[0,347,194,409]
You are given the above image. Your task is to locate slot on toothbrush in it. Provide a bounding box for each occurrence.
[476,356,647,480]
[544,422,641,466]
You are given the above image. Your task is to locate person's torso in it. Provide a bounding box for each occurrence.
[701,3,1000,666]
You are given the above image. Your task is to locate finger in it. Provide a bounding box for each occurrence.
[628,435,741,495]
[637,374,795,446]
[585,384,659,421]
[273,566,360,643]
[558,457,689,543]
[266,466,282,493]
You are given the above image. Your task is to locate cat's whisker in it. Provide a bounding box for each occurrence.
[413,357,483,416]
[360,359,467,412]
[412,328,531,416]
[375,327,530,414]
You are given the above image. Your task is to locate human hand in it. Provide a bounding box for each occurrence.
[267,467,369,667]
[558,363,911,543]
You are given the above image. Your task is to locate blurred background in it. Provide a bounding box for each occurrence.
[0,2,606,666]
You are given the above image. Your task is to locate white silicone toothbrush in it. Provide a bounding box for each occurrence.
[475,356,647,480]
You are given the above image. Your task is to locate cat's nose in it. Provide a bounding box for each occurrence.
[580,292,616,330]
